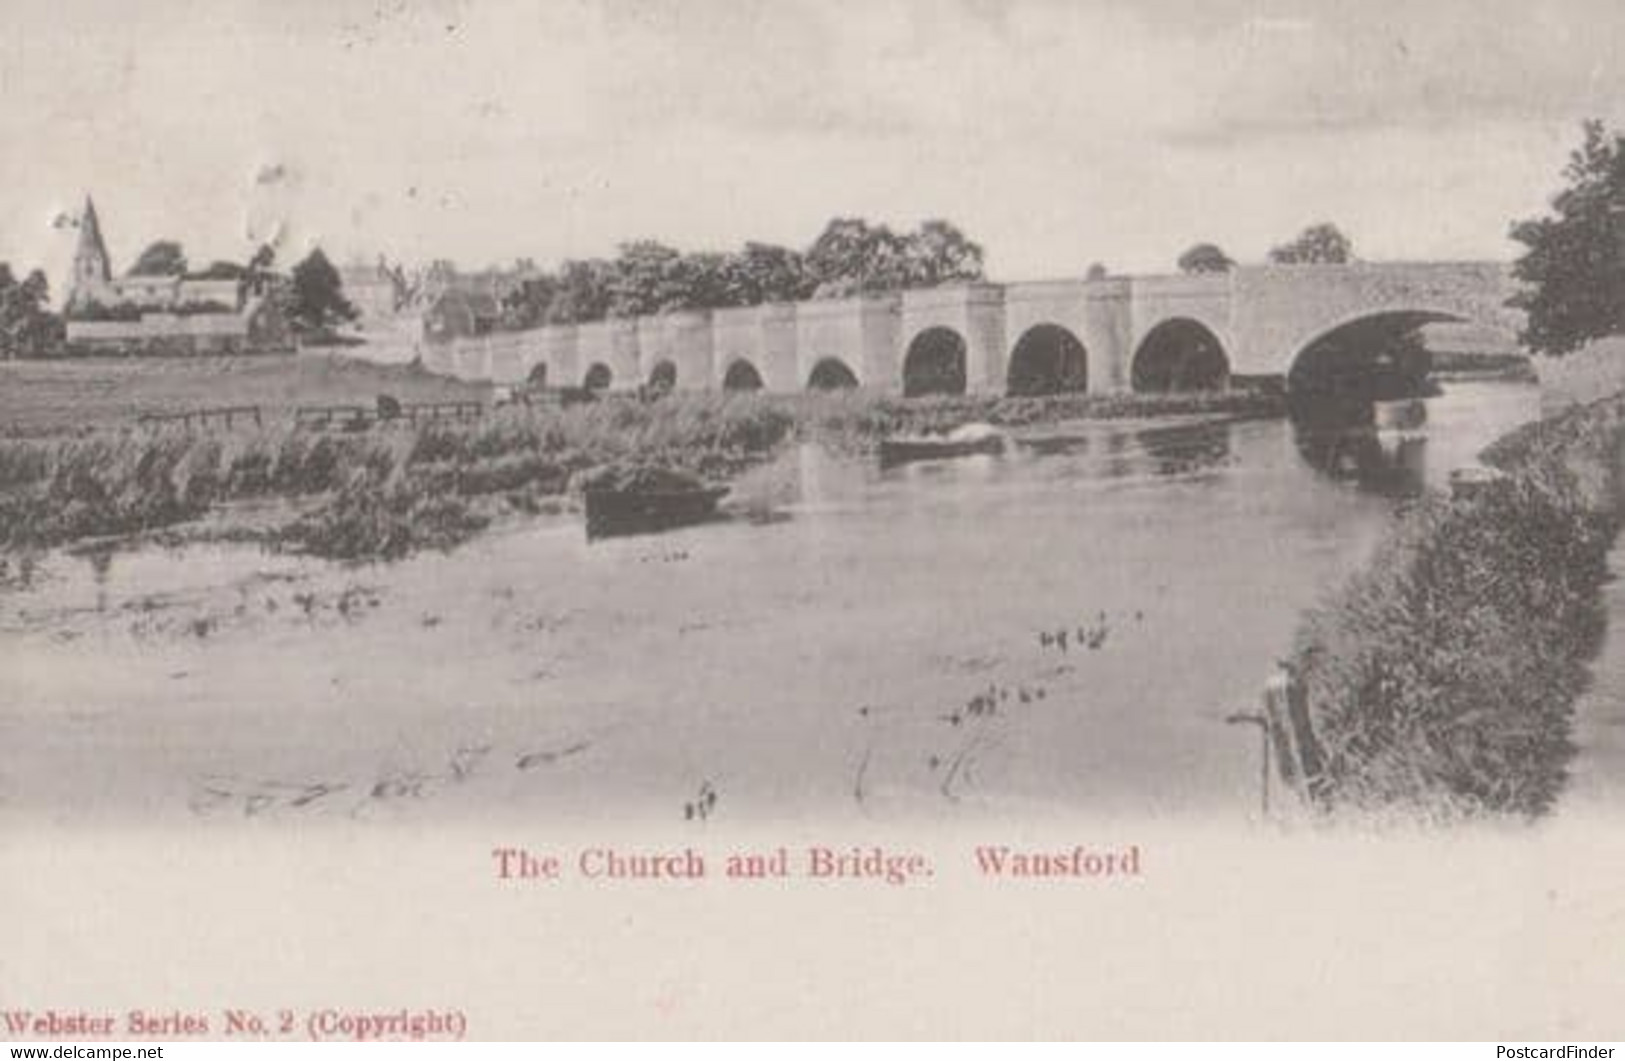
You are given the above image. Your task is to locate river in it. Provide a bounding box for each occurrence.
[0,380,1541,830]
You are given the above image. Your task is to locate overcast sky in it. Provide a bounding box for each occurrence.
[3,0,1625,294]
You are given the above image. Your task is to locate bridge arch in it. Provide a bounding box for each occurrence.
[722,358,765,392]
[902,326,968,397]
[1007,323,1088,396]
[1285,308,1466,401]
[807,357,859,391]
[1131,318,1230,393]
[583,362,613,391]
[647,359,678,392]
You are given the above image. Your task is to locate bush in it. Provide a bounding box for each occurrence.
[1290,392,1625,818]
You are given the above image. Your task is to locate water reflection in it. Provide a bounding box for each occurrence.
[1131,420,1235,478]
[1289,395,1432,498]
[1003,419,1235,483]
[1291,426,1428,497]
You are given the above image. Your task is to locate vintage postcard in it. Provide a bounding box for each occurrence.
[3,0,1624,1042]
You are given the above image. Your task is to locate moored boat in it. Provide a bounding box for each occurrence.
[578,465,730,539]
[879,423,1006,467]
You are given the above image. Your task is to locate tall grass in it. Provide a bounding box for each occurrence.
[0,394,799,559]
[0,386,1276,560]
[1289,391,1625,820]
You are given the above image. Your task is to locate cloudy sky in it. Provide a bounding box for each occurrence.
[2,0,1624,295]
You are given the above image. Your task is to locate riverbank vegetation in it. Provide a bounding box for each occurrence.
[0,396,795,559]
[0,371,1278,561]
[1288,391,1625,820]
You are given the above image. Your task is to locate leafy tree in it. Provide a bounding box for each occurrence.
[501,274,558,330]
[473,214,987,328]
[190,260,248,281]
[545,259,615,324]
[1508,120,1625,356]
[1086,263,1109,280]
[727,242,813,304]
[742,217,981,303]
[1268,223,1354,265]
[608,241,693,317]
[903,219,985,287]
[286,248,357,333]
[127,240,188,277]
[805,218,911,297]
[1178,243,1234,274]
[0,265,61,359]
[681,252,742,312]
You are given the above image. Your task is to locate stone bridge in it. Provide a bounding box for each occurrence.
[412,262,1519,397]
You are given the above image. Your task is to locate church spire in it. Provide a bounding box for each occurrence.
[69,194,112,307]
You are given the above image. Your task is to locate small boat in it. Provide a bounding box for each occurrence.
[879,423,1006,467]
[579,465,730,539]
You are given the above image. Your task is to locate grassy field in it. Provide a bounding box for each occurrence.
[0,354,489,438]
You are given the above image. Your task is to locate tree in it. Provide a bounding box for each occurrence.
[127,240,188,277]
[681,252,743,312]
[803,217,986,297]
[191,260,248,281]
[501,274,558,330]
[1268,223,1354,265]
[804,218,911,297]
[1178,243,1234,274]
[608,241,693,317]
[545,259,615,324]
[903,219,985,287]
[724,242,812,305]
[286,248,357,333]
[1086,263,1109,280]
[0,265,60,359]
[482,214,986,327]
[1508,120,1625,356]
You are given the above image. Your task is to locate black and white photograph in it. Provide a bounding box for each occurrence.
[2,0,1624,1042]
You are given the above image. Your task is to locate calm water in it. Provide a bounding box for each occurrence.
[0,380,1540,829]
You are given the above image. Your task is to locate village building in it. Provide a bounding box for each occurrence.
[333,257,533,344]
[63,196,289,355]
[338,259,410,326]
[422,286,503,341]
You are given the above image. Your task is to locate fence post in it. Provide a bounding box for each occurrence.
[1261,665,1329,808]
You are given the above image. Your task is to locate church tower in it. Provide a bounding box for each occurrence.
[68,195,113,309]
